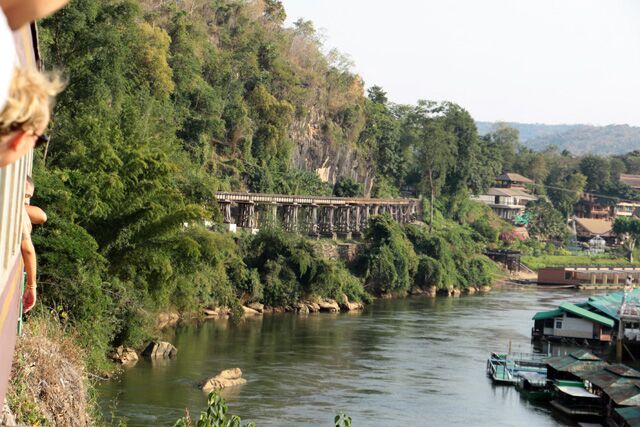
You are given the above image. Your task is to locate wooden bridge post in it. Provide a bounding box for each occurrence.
[360,204,369,232]
[237,201,256,229]
[283,203,299,232]
[219,200,232,224]
[267,202,279,228]
[350,205,361,237]
[402,204,410,224]
[320,205,336,238]
[336,205,351,239]
[306,204,319,237]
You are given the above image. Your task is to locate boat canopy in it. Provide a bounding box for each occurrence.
[555,384,601,398]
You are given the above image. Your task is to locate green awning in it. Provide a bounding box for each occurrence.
[532,308,563,321]
[559,302,615,328]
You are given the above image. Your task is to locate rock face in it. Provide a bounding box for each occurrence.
[200,368,247,393]
[289,107,375,196]
[141,341,177,359]
[110,346,139,365]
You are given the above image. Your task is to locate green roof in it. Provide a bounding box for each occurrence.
[545,351,606,373]
[586,289,640,320]
[559,302,615,328]
[615,407,640,427]
[532,308,563,321]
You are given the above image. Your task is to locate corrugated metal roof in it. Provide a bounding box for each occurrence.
[615,407,640,426]
[532,308,563,321]
[607,365,640,379]
[486,187,537,198]
[496,173,534,183]
[559,302,615,327]
[545,351,606,373]
[607,383,640,406]
[587,289,640,321]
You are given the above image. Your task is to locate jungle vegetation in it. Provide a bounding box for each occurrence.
[28,0,640,372]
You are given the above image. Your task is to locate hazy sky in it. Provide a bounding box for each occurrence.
[281,0,640,126]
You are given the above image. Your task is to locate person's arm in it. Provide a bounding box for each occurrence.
[20,238,36,313]
[25,204,47,225]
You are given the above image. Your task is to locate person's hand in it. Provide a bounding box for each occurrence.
[22,286,36,313]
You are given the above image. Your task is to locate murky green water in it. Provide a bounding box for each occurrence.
[98,287,608,426]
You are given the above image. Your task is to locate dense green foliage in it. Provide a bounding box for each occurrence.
[28,0,507,372]
[360,213,499,293]
[613,217,640,262]
[243,229,368,305]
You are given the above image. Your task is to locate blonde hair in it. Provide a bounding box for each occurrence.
[0,67,65,135]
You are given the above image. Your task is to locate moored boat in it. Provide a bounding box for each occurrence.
[486,351,547,385]
[549,379,603,421]
[515,371,551,401]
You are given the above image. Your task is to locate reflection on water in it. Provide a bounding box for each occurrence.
[99,287,608,427]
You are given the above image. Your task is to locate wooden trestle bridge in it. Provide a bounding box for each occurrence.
[215,192,421,238]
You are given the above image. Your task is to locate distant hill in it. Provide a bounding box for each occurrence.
[476,122,640,155]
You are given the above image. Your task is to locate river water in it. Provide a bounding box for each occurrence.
[98,287,608,427]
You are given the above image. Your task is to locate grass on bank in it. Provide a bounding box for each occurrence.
[521,254,635,271]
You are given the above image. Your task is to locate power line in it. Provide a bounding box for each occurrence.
[528,181,633,203]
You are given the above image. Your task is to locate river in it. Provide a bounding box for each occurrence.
[98,286,608,426]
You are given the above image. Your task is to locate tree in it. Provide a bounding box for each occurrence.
[525,199,569,241]
[547,171,587,218]
[613,217,640,262]
[580,155,612,192]
[484,123,519,172]
[408,102,455,232]
[333,176,363,197]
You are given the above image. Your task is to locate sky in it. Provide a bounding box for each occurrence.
[281,0,640,126]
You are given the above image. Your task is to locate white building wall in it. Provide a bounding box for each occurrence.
[553,315,594,339]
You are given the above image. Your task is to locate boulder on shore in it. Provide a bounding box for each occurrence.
[248,302,264,313]
[296,302,310,314]
[337,295,364,311]
[306,301,320,312]
[242,306,261,316]
[203,307,231,317]
[318,299,340,313]
[141,341,177,359]
[110,346,139,365]
[200,368,247,393]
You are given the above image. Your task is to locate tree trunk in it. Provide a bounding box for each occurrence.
[629,239,635,263]
[428,169,434,233]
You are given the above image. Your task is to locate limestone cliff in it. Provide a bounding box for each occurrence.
[289,107,376,196]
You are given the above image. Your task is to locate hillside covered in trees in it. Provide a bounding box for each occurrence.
[20,0,518,375]
[477,122,640,155]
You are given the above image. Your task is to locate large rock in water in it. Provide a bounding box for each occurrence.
[200,368,247,393]
[141,341,177,359]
